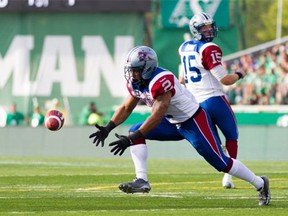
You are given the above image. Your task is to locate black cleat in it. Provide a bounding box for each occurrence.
[258,176,271,206]
[119,178,151,194]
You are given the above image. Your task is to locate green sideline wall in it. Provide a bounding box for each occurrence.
[0,126,287,161]
[111,109,288,126]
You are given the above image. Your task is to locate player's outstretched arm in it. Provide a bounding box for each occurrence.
[139,91,172,135]
[89,95,139,147]
[108,91,172,156]
[111,95,139,125]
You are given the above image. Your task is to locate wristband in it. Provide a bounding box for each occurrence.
[128,130,143,141]
[105,121,116,132]
[235,72,243,80]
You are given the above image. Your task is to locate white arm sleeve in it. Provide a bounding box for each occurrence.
[178,64,184,78]
[210,65,227,81]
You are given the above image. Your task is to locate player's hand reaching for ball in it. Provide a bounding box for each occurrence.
[109,133,132,156]
[89,124,109,147]
[89,121,116,147]
[109,130,143,156]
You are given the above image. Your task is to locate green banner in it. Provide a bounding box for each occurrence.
[161,0,230,28]
[0,12,145,125]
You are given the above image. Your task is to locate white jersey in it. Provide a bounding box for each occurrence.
[127,67,199,124]
[178,40,227,103]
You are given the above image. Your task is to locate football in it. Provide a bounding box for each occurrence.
[45,109,65,131]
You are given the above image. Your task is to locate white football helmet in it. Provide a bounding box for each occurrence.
[124,46,158,84]
[189,12,218,42]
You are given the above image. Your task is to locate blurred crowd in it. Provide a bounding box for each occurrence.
[223,42,288,105]
[0,99,59,128]
[78,101,104,126]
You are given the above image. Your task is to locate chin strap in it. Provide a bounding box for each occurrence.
[132,78,146,90]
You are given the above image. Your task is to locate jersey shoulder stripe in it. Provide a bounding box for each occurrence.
[179,40,206,54]
[149,68,175,99]
[199,42,221,53]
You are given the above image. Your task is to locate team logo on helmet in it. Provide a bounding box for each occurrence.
[138,51,154,62]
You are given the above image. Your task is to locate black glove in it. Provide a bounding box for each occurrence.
[109,133,131,156]
[109,130,143,156]
[89,121,116,147]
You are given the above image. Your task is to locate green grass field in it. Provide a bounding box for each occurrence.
[0,157,287,216]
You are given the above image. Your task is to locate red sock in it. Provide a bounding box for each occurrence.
[226,140,238,159]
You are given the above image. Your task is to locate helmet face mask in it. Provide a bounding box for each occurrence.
[189,12,218,42]
[124,46,158,85]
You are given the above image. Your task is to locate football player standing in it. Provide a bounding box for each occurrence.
[178,12,246,189]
